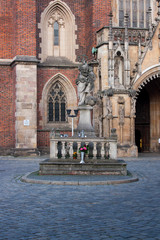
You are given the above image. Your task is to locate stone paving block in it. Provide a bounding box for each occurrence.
[0,156,160,239]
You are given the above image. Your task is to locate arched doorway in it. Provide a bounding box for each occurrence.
[135,76,160,152]
[135,88,150,152]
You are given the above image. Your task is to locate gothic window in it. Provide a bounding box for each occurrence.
[48,82,67,122]
[119,0,151,28]
[39,0,77,62]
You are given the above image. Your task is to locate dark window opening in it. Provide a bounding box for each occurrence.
[48,82,67,123]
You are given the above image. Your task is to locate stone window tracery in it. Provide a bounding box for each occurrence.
[47,82,67,123]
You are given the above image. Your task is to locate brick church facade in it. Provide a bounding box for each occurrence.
[0,0,160,157]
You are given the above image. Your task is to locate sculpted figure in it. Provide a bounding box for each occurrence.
[119,105,125,126]
[106,97,112,118]
[76,60,95,106]
[131,97,136,117]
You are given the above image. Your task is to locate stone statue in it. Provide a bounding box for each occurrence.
[76,60,95,106]
[114,56,124,87]
[131,97,136,117]
[119,105,125,126]
[106,97,112,118]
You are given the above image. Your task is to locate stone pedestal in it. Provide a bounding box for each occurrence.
[76,105,95,137]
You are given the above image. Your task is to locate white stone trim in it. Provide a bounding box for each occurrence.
[133,64,160,96]
[0,58,12,63]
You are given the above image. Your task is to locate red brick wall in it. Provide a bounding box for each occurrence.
[0,0,37,59]
[0,66,15,147]
[13,0,37,56]
[0,0,13,58]
[85,0,111,58]
[37,131,50,147]
[37,130,72,149]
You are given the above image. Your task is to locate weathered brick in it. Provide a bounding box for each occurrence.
[0,0,112,150]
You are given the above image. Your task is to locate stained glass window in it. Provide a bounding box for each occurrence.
[48,82,67,122]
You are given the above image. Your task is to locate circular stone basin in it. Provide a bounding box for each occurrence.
[21,171,138,185]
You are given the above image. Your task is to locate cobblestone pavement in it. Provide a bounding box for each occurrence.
[0,154,160,240]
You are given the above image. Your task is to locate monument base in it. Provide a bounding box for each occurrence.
[76,105,95,137]
[39,159,127,176]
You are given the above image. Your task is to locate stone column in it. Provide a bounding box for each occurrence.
[12,56,38,154]
[130,97,136,144]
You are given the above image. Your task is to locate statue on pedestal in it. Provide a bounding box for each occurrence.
[76,58,96,136]
[76,59,96,106]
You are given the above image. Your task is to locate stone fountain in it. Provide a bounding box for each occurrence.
[39,59,127,175]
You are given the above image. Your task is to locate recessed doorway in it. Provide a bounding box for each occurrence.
[135,76,160,153]
[135,88,150,152]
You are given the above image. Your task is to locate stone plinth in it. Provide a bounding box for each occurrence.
[39,159,127,176]
[76,105,95,137]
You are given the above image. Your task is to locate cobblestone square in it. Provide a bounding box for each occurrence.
[0,155,160,240]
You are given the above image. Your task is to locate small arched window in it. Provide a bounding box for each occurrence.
[48,82,67,122]
[54,21,59,46]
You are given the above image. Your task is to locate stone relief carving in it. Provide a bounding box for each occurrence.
[48,12,65,28]
[119,105,125,126]
[114,56,124,87]
[131,97,136,117]
[118,96,125,104]
[106,97,112,119]
[118,96,125,126]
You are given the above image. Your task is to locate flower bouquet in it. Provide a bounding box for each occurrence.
[73,152,77,159]
[79,144,89,154]
[79,145,89,164]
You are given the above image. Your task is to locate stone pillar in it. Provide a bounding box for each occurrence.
[76,105,95,137]
[12,56,38,154]
[48,24,53,56]
[109,128,117,160]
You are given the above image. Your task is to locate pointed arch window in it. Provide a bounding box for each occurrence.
[48,82,67,122]
[119,0,151,28]
[39,1,78,62]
